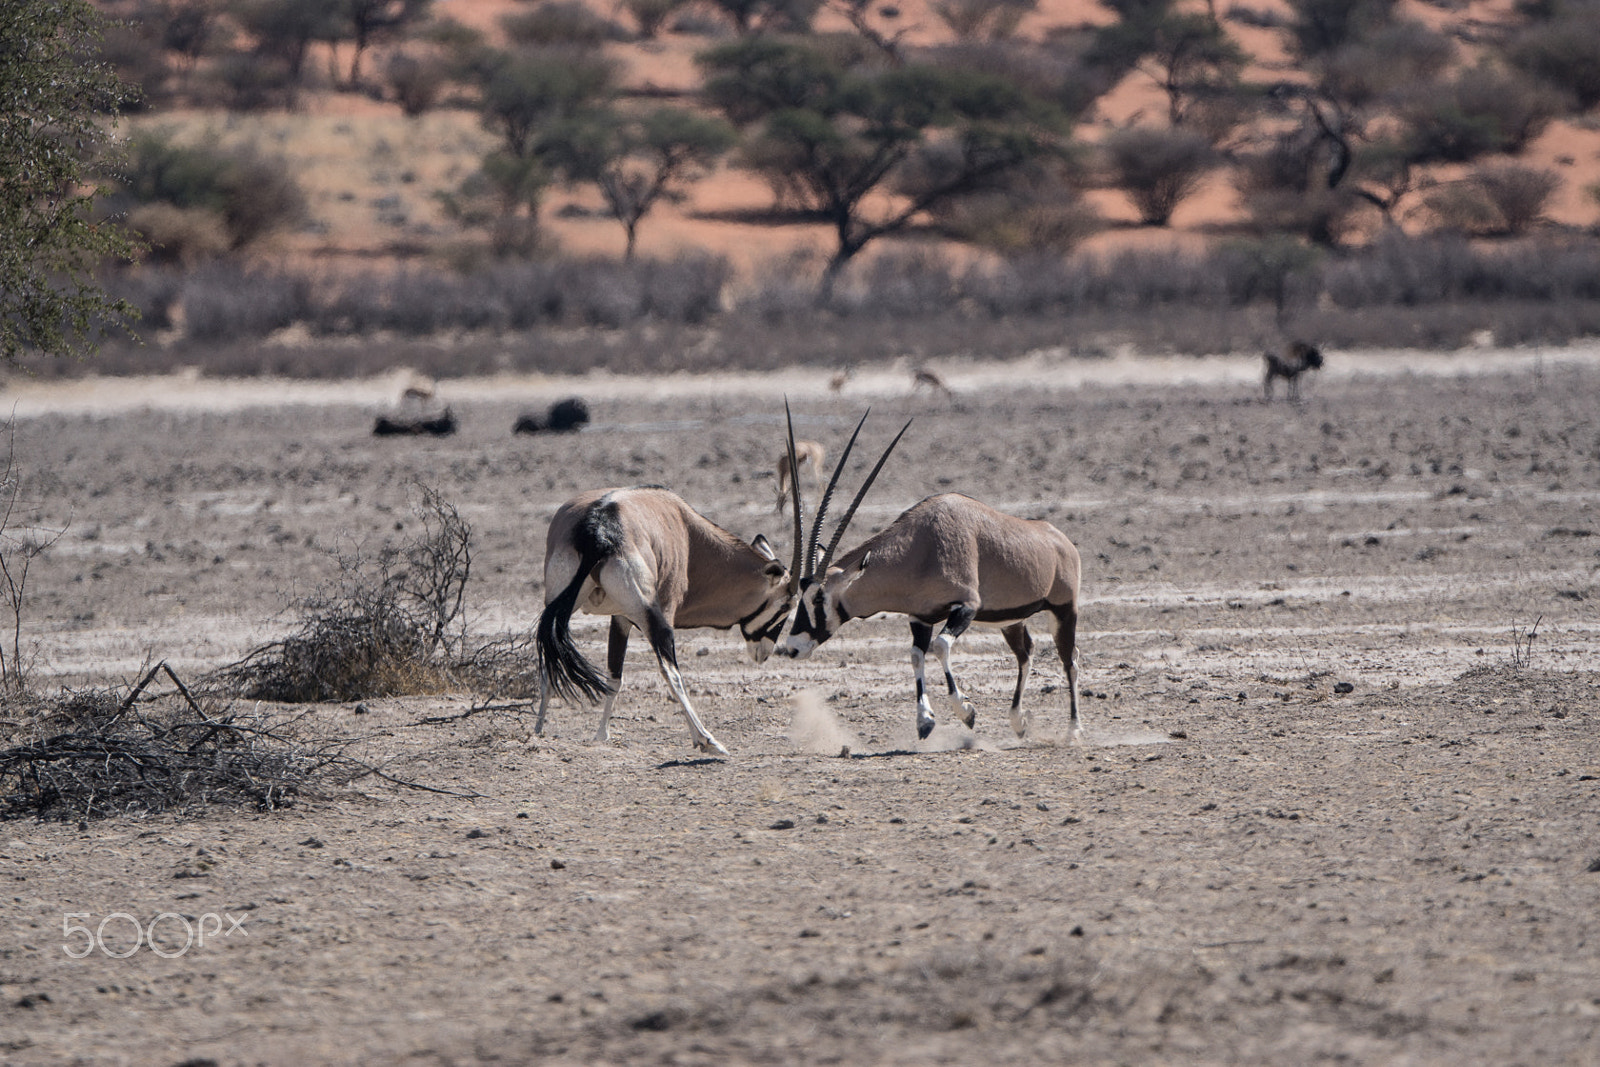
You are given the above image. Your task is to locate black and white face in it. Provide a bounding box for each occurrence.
[739,585,794,663]
[776,577,844,660]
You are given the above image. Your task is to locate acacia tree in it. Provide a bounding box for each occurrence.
[339,0,433,87]
[542,107,735,260]
[700,38,1072,298]
[1089,1,1246,129]
[0,0,140,362]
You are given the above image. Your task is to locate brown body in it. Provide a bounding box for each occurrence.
[774,440,825,512]
[1263,341,1323,401]
[536,486,792,755]
[780,494,1082,742]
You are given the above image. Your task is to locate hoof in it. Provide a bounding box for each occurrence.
[916,714,935,740]
[696,735,731,757]
[958,699,977,730]
[1008,710,1030,739]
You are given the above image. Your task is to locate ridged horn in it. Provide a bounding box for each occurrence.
[783,399,805,593]
[805,409,871,578]
[817,417,913,575]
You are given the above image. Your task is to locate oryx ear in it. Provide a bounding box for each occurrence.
[752,534,777,562]
[763,560,787,581]
[856,550,871,572]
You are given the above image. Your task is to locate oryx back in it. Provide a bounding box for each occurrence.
[833,495,1079,624]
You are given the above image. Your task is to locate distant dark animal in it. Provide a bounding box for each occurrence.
[1263,341,1323,401]
[828,366,853,392]
[912,366,953,397]
[514,397,591,435]
[373,408,457,437]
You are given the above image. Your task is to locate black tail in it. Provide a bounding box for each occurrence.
[536,506,623,705]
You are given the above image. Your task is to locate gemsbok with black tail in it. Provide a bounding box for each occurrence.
[777,414,1082,743]
[535,486,795,755]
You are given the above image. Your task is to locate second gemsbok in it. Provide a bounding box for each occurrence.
[777,482,1083,743]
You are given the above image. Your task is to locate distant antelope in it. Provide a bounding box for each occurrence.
[1263,341,1323,401]
[911,366,953,397]
[828,366,854,393]
[777,416,1081,742]
[774,439,825,512]
[400,373,436,407]
[535,486,796,756]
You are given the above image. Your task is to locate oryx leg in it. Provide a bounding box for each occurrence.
[644,606,729,757]
[1001,622,1033,738]
[1051,604,1083,743]
[932,603,978,729]
[910,605,978,739]
[593,616,631,743]
[909,621,940,740]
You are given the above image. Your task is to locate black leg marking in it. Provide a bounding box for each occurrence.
[645,606,677,670]
[910,620,933,705]
[1001,623,1033,711]
[1051,604,1081,738]
[607,616,630,682]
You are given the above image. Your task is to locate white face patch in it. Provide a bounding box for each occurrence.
[777,631,819,660]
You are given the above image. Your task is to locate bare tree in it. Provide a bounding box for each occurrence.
[0,422,67,691]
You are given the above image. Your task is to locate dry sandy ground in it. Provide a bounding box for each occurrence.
[2,344,1599,1065]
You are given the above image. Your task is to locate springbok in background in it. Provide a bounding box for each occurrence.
[1263,341,1323,401]
[535,486,795,755]
[911,366,953,398]
[400,372,436,407]
[774,439,825,512]
[777,415,1081,743]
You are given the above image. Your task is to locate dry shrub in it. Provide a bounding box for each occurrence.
[126,203,230,266]
[209,487,472,703]
[0,671,343,820]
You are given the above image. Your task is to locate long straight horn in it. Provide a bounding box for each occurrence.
[806,409,870,577]
[817,417,913,574]
[783,399,805,591]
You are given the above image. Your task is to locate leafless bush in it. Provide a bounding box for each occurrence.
[182,263,312,342]
[0,425,65,693]
[1474,164,1561,236]
[384,50,448,117]
[932,0,1038,41]
[1510,615,1542,670]
[208,487,472,703]
[1102,125,1216,227]
[0,668,342,820]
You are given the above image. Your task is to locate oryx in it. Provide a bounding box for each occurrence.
[776,414,1082,742]
[534,486,794,755]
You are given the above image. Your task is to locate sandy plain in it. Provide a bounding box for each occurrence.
[1,344,1599,1065]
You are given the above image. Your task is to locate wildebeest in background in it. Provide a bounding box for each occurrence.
[514,397,591,434]
[373,408,458,437]
[1263,341,1324,401]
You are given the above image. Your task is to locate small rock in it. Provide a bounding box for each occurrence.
[550,858,566,870]
[1334,682,1355,694]
[299,837,324,849]
[769,819,796,830]
[465,829,489,839]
